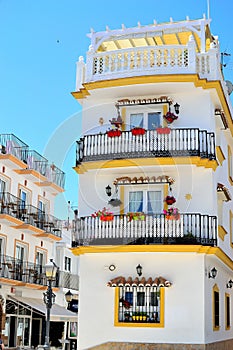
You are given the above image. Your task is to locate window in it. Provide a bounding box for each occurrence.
[65,256,71,272]
[129,190,162,213]
[228,146,233,184]
[213,285,220,330]
[129,110,161,130]
[225,293,230,330]
[19,189,27,209]
[117,286,164,326]
[0,178,6,193]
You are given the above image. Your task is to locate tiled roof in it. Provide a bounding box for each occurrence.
[107,276,172,287]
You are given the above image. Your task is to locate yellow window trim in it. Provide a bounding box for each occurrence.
[230,210,233,249]
[114,287,164,328]
[218,225,228,241]
[216,146,225,166]
[213,284,220,331]
[225,293,231,330]
[228,146,233,185]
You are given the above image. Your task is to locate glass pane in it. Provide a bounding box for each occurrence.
[130,113,143,129]
[150,291,159,306]
[147,191,162,213]
[125,292,133,306]
[137,292,145,306]
[20,190,27,208]
[24,318,30,346]
[148,112,161,129]
[129,191,143,212]
[0,179,6,193]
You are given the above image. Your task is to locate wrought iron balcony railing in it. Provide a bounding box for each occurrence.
[72,213,217,247]
[0,192,62,238]
[0,254,56,287]
[0,254,79,290]
[76,128,216,165]
[59,271,79,291]
[0,134,65,189]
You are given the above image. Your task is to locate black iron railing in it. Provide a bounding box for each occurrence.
[72,213,217,247]
[0,134,65,189]
[0,192,62,238]
[0,255,78,289]
[76,128,216,165]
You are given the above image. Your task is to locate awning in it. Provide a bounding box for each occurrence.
[8,295,77,322]
[107,276,172,287]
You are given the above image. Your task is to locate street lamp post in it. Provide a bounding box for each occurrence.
[43,259,58,349]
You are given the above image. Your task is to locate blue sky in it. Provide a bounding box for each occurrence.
[1,0,233,218]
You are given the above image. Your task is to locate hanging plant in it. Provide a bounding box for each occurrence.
[163,111,178,124]
[164,195,176,205]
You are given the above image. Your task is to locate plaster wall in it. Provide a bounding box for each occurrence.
[77,252,206,350]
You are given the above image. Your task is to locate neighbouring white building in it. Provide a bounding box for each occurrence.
[0,134,79,349]
[71,16,233,350]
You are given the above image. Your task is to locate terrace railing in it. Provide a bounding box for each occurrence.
[0,254,78,289]
[76,41,221,88]
[0,192,62,238]
[72,213,217,247]
[76,128,216,165]
[0,134,29,162]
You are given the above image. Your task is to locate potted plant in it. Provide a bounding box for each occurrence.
[163,207,180,220]
[107,129,122,137]
[156,127,171,134]
[164,195,176,205]
[127,212,145,222]
[132,311,148,321]
[131,127,146,136]
[91,207,114,221]
[163,111,178,124]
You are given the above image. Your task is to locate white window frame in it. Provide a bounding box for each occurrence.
[126,185,163,214]
[126,106,163,130]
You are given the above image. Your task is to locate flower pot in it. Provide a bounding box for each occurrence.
[156,127,171,134]
[132,315,147,321]
[131,128,146,136]
[107,130,122,137]
[166,199,176,205]
[100,215,114,221]
[166,214,180,220]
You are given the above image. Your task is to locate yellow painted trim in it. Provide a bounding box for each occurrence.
[74,157,218,174]
[230,210,233,249]
[114,287,164,328]
[120,186,124,215]
[0,154,28,169]
[71,74,233,137]
[14,169,47,181]
[216,146,225,166]
[163,184,169,211]
[71,245,233,272]
[218,225,228,241]
[121,108,126,131]
[34,181,65,194]
[225,293,231,330]
[228,146,233,185]
[163,105,168,127]
[34,232,62,241]
[13,224,45,235]
[213,284,220,331]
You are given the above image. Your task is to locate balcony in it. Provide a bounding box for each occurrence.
[72,213,217,247]
[0,192,62,240]
[0,254,78,290]
[76,128,216,170]
[0,134,28,169]
[0,134,65,191]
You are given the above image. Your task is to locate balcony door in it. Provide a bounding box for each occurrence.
[130,111,161,130]
[128,190,162,214]
[15,244,26,281]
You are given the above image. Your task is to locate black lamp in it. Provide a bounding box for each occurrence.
[174,103,180,114]
[227,279,233,288]
[209,267,217,279]
[65,290,73,303]
[43,259,58,349]
[136,264,142,277]
[105,185,112,197]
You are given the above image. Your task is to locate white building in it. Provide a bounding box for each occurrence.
[0,134,79,348]
[71,17,233,350]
